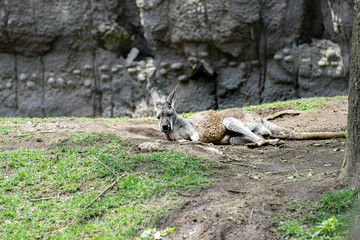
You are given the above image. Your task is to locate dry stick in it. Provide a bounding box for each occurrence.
[292,164,298,177]
[93,157,119,177]
[85,173,126,209]
[29,192,63,202]
[29,197,57,202]
[248,209,254,224]
[266,110,302,120]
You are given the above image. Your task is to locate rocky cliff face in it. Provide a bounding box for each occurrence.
[0,0,354,117]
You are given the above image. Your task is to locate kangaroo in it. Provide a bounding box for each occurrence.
[150,85,345,147]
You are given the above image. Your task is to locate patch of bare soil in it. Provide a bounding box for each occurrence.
[0,97,348,240]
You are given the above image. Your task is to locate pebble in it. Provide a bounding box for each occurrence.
[170,62,183,70]
[283,55,294,63]
[273,54,283,61]
[26,81,35,88]
[19,73,27,81]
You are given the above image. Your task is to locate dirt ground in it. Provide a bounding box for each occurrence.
[0,97,348,240]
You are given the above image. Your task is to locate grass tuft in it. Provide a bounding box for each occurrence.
[0,132,216,239]
[270,188,359,239]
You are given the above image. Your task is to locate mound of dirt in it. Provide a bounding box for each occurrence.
[1,97,348,239]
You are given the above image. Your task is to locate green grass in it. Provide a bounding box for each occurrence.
[0,132,216,239]
[180,96,345,118]
[269,188,360,239]
[243,96,345,111]
[0,125,15,135]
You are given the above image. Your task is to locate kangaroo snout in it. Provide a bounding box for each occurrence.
[161,123,171,132]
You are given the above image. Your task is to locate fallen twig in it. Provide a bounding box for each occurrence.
[29,192,63,202]
[93,157,119,177]
[248,208,254,224]
[85,173,125,209]
[227,189,246,194]
[266,110,302,120]
[29,197,57,202]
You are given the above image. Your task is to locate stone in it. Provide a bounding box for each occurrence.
[48,77,55,85]
[160,62,169,68]
[159,68,167,75]
[101,74,109,81]
[283,55,294,63]
[170,62,183,70]
[325,48,338,61]
[251,60,259,66]
[220,59,228,67]
[283,48,291,55]
[111,66,119,73]
[318,60,327,67]
[138,60,147,68]
[126,47,140,65]
[83,64,92,70]
[229,61,238,67]
[67,80,75,87]
[178,74,188,82]
[127,68,137,75]
[84,79,92,87]
[137,73,146,81]
[26,81,35,88]
[273,54,283,61]
[56,78,65,86]
[100,65,109,72]
[116,64,124,70]
[199,51,208,58]
[19,73,27,81]
[239,62,247,70]
[72,69,81,75]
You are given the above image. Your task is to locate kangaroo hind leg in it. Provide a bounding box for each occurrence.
[261,119,291,139]
[223,117,279,146]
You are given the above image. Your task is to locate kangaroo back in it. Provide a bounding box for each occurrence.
[186,110,226,144]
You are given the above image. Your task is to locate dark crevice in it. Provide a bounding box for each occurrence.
[13,54,18,112]
[40,56,45,117]
[258,0,267,104]
[0,0,9,42]
[92,48,102,117]
[89,0,101,117]
[297,0,325,45]
[201,0,213,37]
[294,47,300,99]
[115,1,153,60]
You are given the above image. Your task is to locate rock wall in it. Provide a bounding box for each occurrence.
[0,0,354,117]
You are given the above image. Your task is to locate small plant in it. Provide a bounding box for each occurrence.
[273,189,359,239]
[279,221,309,238]
[138,227,176,240]
[312,216,342,237]
[0,125,14,135]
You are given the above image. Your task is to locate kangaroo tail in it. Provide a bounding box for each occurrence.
[281,132,346,140]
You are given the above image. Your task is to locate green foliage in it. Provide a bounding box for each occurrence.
[243,96,344,111]
[279,221,310,238]
[312,216,342,238]
[0,132,216,239]
[272,189,359,239]
[0,125,14,135]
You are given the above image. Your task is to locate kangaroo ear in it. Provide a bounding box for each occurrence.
[150,87,162,109]
[167,84,179,108]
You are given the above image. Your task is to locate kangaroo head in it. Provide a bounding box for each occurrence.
[150,84,179,133]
